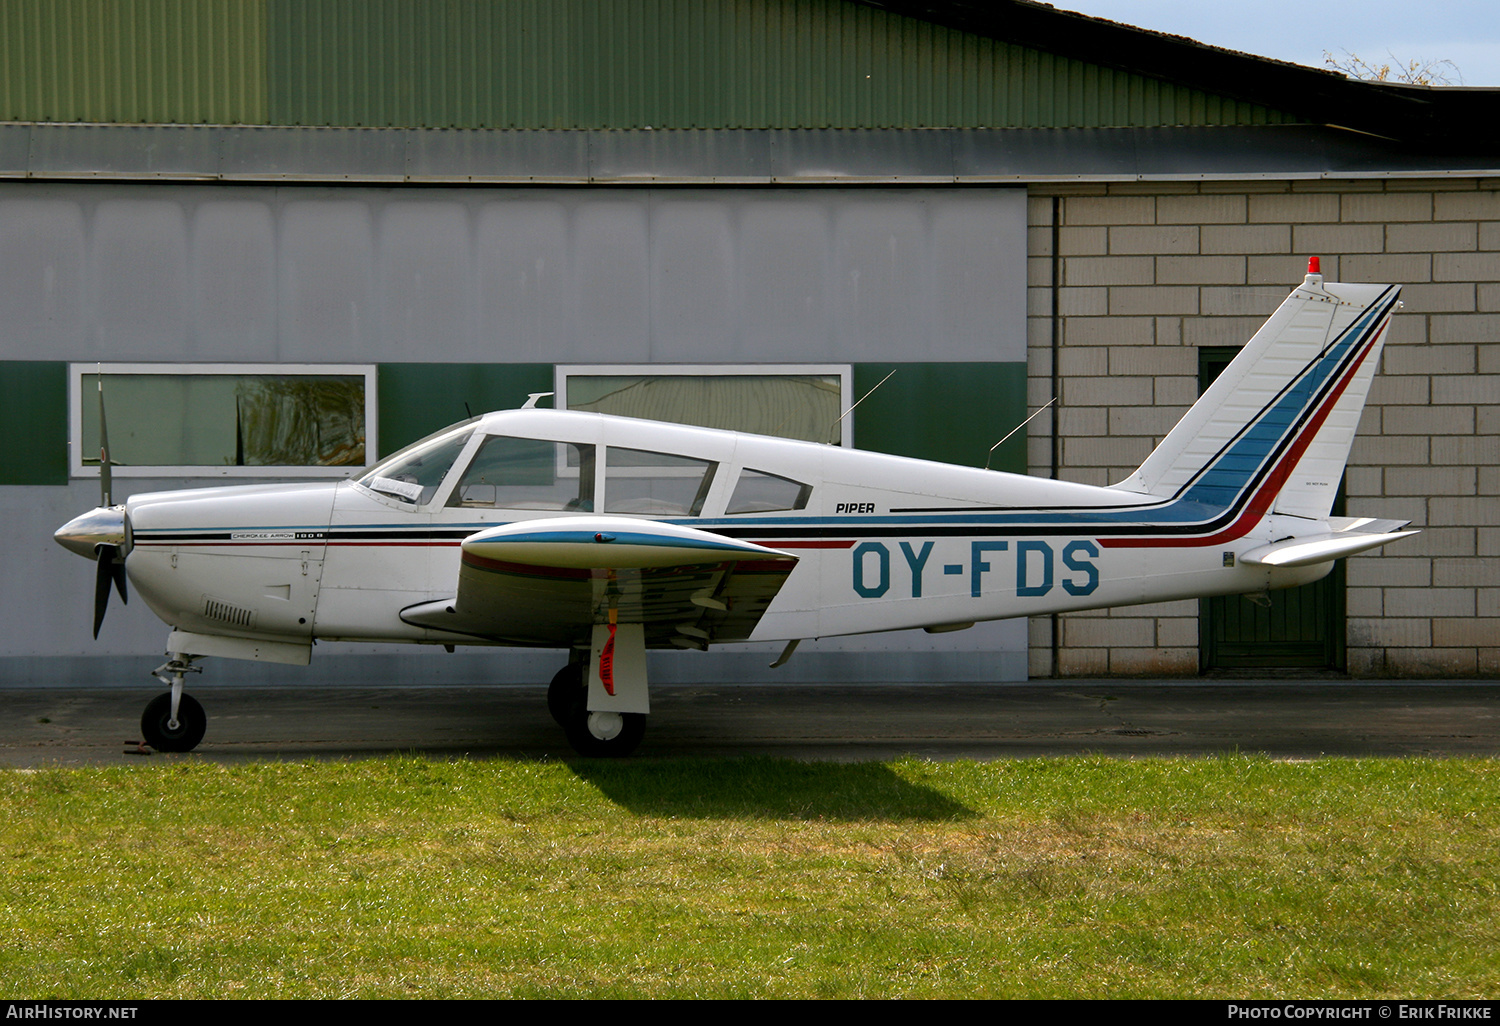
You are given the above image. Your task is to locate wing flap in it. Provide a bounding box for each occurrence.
[400,516,798,647]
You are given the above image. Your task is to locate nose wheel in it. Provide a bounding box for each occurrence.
[141,691,206,752]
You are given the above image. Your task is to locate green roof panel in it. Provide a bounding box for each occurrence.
[0,0,1304,130]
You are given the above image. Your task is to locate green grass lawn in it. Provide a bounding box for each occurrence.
[2,755,1496,999]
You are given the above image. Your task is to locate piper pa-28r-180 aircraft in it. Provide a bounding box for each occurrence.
[56,261,1415,756]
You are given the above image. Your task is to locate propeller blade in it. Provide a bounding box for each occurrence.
[92,544,116,639]
[97,374,112,508]
[110,556,128,604]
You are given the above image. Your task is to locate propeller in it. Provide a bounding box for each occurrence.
[55,372,130,637]
[90,373,127,636]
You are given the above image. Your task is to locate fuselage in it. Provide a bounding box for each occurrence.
[119,408,1329,653]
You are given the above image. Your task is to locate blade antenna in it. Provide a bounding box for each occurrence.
[97,368,112,507]
[826,369,895,445]
[985,397,1055,471]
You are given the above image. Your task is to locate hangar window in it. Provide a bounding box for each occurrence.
[71,364,375,478]
[558,365,852,447]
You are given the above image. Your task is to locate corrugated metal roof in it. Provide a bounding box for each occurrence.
[0,0,265,124]
[263,0,1296,130]
[0,0,1297,130]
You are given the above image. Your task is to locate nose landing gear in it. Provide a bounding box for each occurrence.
[142,655,206,752]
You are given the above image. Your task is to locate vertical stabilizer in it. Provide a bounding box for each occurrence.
[1114,269,1400,523]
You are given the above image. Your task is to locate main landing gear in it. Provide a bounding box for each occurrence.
[548,660,646,758]
[141,655,206,752]
[129,650,646,757]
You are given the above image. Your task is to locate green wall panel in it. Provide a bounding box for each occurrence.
[852,362,1026,472]
[377,363,553,457]
[0,362,67,485]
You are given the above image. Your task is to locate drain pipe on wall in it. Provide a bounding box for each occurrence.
[1050,195,1062,678]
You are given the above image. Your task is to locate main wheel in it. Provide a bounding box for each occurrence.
[141,692,207,753]
[549,662,645,757]
[548,662,583,727]
[564,707,646,758]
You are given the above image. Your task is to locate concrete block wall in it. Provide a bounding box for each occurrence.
[1026,179,1499,678]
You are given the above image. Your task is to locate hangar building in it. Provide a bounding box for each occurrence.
[2,0,1495,685]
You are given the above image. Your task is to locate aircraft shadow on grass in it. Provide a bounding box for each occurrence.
[568,758,976,822]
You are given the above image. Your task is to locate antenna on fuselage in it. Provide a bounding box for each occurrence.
[984,397,1056,471]
[522,392,554,410]
[826,369,895,445]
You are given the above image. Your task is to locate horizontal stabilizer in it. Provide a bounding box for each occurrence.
[1239,524,1418,568]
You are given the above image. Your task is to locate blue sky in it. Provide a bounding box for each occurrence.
[1053,1,1500,86]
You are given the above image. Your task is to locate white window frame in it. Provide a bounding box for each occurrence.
[556,363,854,448]
[69,363,378,479]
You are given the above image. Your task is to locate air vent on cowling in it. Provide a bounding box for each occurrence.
[203,598,254,628]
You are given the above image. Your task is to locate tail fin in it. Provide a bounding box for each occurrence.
[1114,267,1400,523]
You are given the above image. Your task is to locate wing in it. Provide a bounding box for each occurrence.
[399,515,799,649]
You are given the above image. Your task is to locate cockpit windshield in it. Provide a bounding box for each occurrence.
[355,423,474,505]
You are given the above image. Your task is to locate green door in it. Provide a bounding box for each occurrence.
[1196,348,1346,671]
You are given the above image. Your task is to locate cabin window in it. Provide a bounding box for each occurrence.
[357,424,472,506]
[604,448,716,517]
[557,364,852,446]
[726,469,813,514]
[71,364,375,478]
[447,436,596,511]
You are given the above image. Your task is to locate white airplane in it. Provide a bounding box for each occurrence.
[56,262,1415,756]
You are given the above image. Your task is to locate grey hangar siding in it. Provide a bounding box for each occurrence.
[0,179,1032,685]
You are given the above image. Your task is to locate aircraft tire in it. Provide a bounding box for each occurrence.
[141,692,207,753]
[564,709,646,758]
[552,672,645,757]
[547,662,583,727]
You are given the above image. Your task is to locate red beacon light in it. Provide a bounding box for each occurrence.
[1307,256,1321,275]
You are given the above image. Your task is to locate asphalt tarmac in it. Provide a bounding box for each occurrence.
[3,681,1498,766]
